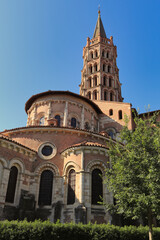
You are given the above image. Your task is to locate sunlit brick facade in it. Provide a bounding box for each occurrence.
[0,11,158,224]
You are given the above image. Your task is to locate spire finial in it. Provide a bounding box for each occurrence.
[98,5,100,15]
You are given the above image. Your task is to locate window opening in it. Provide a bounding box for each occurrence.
[119,110,122,120]
[38,170,53,206]
[92,169,103,205]
[94,76,97,86]
[110,92,113,101]
[5,166,18,203]
[71,118,77,128]
[88,78,91,88]
[40,116,45,125]
[85,122,90,130]
[94,91,97,100]
[109,109,113,116]
[104,91,107,101]
[67,169,76,205]
[55,115,61,126]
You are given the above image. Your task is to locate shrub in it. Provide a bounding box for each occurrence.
[0,220,160,240]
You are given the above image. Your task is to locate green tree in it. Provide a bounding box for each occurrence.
[105,113,160,240]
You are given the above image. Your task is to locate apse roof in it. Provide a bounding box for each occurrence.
[25,90,103,114]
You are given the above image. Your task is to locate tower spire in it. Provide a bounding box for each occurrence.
[93,9,107,39]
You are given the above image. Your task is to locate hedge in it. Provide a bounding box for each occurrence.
[0,220,160,240]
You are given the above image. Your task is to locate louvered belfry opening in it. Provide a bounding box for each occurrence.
[38,170,53,206]
[92,169,103,205]
[67,169,76,205]
[5,166,18,203]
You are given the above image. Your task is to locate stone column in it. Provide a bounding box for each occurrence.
[63,101,68,127]
[81,106,84,129]
[32,105,37,125]
[80,149,84,204]
[91,113,94,131]
[47,102,52,120]
[0,168,10,204]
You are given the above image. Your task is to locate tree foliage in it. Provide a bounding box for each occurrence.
[105,113,160,240]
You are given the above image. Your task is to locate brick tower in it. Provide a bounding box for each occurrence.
[80,10,123,102]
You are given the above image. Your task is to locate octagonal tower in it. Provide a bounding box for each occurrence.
[80,10,123,102]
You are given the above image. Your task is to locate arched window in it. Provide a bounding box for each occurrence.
[109,109,113,116]
[108,130,114,139]
[103,64,105,72]
[93,90,97,100]
[88,91,91,100]
[92,169,103,205]
[109,78,112,87]
[88,78,91,88]
[55,115,61,126]
[103,76,106,86]
[108,65,111,73]
[71,117,77,128]
[38,170,53,206]
[85,122,90,130]
[91,52,93,59]
[119,110,122,120]
[94,64,97,72]
[89,65,92,74]
[40,116,45,125]
[94,76,97,86]
[67,169,76,205]
[102,50,105,57]
[104,91,107,101]
[106,52,109,58]
[110,92,113,101]
[95,51,98,57]
[5,166,18,203]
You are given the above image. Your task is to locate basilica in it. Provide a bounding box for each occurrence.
[0,11,158,224]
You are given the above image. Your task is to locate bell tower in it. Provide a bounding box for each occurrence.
[80,10,123,102]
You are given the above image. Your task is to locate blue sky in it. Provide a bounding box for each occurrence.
[0,0,160,132]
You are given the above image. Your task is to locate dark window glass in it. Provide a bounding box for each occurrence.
[104,91,107,101]
[108,131,114,139]
[5,166,18,203]
[91,52,93,58]
[92,169,103,205]
[55,115,61,126]
[95,64,97,72]
[85,122,90,130]
[102,50,104,57]
[94,76,97,86]
[88,92,91,99]
[109,109,113,116]
[67,169,76,205]
[71,118,77,128]
[94,91,97,100]
[110,92,113,101]
[108,65,111,73]
[88,78,91,88]
[95,51,98,57]
[90,65,92,73]
[109,78,112,87]
[103,64,105,71]
[103,76,106,86]
[40,117,45,125]
[38,170,53,206]
[119,110,122,120]
[41,145,53,156]
[107,52,109,58]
